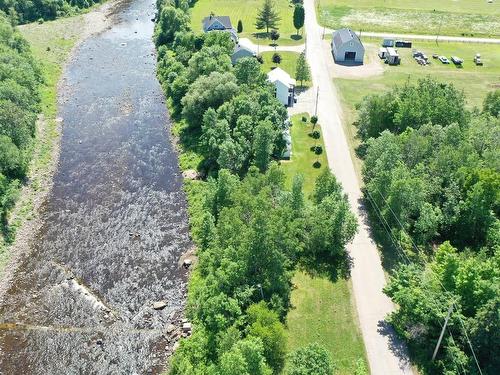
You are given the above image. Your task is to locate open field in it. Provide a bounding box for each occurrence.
[318,0,500,38]
[281,114,367,374]
[285,272,367,375]
[333,39,500,175]
[190,0,304,46]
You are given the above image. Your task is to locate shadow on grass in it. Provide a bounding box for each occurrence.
[299,250,353,283]
[291,34,303,41]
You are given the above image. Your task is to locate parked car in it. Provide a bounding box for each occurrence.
[439,56,450,64]
[474,53,483,66]
[451,56,463,65]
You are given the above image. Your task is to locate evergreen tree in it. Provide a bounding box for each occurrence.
[293,4,305,35]
[295,51,310,87]
[237,20,243,33]
[255,0,281,34]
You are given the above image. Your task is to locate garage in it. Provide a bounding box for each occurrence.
[331,28,365,64]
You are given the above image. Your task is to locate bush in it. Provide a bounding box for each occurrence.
[301,116,307,122]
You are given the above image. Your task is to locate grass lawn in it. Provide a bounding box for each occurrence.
[285,272,367,375]
[0,16,85,274]
[261,51,311,88]
[190,0,305,46]
[280,113,367,374]
[318,0,500,38]
[280,113,327,196]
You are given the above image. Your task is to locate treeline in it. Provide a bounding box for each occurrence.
[154,1,358,374]
[356,79,499,374]
[0,0,102,24]
[0,12,41,237]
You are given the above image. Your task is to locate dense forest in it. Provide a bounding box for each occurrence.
[0,12,41,239]
[357,80,499,374]
[154,1,359,374]
[0,0,102,24]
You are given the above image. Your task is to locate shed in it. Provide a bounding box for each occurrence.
[331,28,364,63]
[267,67,296,107]
[385,47,401,65]
[382,39,395,47]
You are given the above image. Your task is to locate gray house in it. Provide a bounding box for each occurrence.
[331,28,364,64]
[231,43,257,65]
[202,15,238,43]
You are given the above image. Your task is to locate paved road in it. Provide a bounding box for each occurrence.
[301,1,414,374]
[323,27,500,44]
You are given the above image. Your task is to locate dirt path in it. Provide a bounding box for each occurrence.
[302,1,413,374]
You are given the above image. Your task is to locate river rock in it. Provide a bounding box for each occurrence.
[166,324,176,334]
[182,322,192,333]
[153,301,167,310]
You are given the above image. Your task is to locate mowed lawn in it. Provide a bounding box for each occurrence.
[280,114,367,373]
[318,0,500,38]
[280,114,327,196]
[285,272,367,375]
[260,51,311,88]
[190,0,304,45]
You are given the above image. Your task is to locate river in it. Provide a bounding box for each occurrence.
[0,0,191,373]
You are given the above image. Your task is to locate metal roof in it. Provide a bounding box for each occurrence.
[332,28,361,49]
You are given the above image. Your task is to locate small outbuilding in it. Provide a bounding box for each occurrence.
[267,67,296,107]
[331,28,364,64]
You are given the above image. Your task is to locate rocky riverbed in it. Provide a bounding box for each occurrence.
[0,0,191,373]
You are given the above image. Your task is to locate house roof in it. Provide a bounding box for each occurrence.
[202,15,233,31]
[332,28,362,49]
[267,67,296,88]
[233,39,257,56]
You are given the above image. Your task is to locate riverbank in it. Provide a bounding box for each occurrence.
[0,0,118,297]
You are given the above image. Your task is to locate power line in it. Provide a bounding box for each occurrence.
[370,186,484,375]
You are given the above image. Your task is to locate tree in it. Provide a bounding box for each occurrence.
[272,53,282,65]
[287,343,334,375]
[255,0,281,34]
[293,4,305,35]
[234,57,267,86]
[295,51,310,87]
[186,46,233,82]
[253,120,275,172]
[182,72,239,128]
[483,89,499,117]
[237,20,243,33]
[270,29,280,44]
[247,302,287,374]
[154,5,190,46]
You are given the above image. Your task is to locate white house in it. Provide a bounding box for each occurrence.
[202,15,238,43]
[331,28,364,64]
[267,67,296,107]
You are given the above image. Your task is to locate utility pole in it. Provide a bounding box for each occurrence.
[314,86,319,117]
[256,283,264,299]
[432,303,454,361]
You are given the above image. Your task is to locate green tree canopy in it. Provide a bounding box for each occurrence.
[287,343,334,375]
[255,0,281,34]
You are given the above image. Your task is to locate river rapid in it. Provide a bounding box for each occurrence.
[0,0,191,373]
